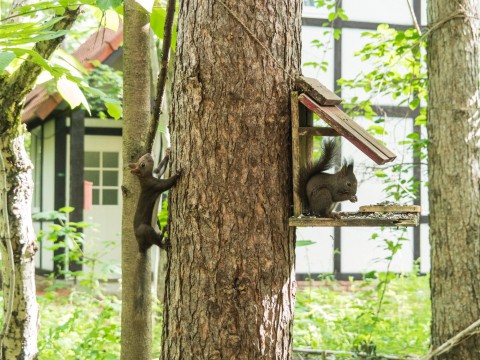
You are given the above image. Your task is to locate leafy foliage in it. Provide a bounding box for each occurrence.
[84,63,123,119]
[299,2,430,356]
[0,273,429,359]
[33,207,120,292]
[293,272,430,356]
[0,0,125,118]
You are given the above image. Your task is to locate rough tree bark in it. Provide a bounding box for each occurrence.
[120,1,153,359]
[161,0,301,358]
[0,8,79,359]
[427,0,480,359]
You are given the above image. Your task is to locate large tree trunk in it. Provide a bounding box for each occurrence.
[0,9,79,359]
[161,1,301,358]
[427,0,480,358]
[120,1,153,359]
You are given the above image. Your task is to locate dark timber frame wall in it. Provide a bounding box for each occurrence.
[299,0,426,281]
[68,108,85,274]
[33,112,123,275]
[54,115,67,275]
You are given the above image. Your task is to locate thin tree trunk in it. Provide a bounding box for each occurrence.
[120,1,153,359]
[427,0,480,359]
[161,0,301,358]
[0,8,79,359]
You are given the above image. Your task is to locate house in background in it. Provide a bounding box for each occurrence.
[25,0,430,280]
[24,26,126,278]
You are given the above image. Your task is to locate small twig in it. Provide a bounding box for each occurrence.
[420,318,480,360]
[148,0,176,153]
[0,152,15,358]
[405,0,421,35]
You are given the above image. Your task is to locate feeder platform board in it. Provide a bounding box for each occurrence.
[289,204,421,227]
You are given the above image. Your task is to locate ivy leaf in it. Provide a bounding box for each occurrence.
[0,52,16,72]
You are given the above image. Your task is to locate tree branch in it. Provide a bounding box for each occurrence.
[2,7,80,108]
[147,0,176,153]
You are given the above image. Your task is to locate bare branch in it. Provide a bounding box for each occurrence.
[147,0,176,153]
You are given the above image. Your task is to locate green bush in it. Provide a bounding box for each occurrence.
[293,272,430,357]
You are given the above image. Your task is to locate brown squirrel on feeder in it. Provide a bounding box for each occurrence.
[128,150,181,252]
[300,139,358,218]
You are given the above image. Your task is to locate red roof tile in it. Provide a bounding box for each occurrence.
[22,25,123,124]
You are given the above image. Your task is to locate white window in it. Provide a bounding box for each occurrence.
[84,151,120,206]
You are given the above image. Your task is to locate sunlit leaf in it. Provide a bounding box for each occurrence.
[0,52,16,72]
[105,102,122,119]
[150,6,166,39]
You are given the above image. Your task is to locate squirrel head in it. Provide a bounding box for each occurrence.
[128,153,155,177]
[337,161,358,199]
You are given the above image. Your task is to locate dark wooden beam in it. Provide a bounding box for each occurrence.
[298,127,340,137]
[69,108,85,274]
[299,94,397,165]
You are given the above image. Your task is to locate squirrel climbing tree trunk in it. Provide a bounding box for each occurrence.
[120,1,153,359]
[161,0,301,358]
[427,0,480,359]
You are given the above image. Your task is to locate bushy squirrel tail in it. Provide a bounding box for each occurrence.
[298,139,339,213]
[134,251,150,313]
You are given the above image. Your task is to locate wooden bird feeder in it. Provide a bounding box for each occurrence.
[290,76,420,227]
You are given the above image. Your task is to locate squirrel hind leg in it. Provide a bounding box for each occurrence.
[136,224,167,251]
[308,188,335,217]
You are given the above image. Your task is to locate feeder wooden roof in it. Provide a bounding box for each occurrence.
[295,76,396,165]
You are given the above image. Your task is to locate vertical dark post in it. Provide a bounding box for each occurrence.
[412,0,422,269]
[54,115,67,275]
[333,0,343,277]
[69,108,85,274]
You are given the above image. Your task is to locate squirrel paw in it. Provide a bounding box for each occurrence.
[350,195,358,203]
[331,212,341,219]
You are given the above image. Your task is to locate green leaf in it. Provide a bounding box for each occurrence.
[105,102,122,119]
[296,240,316,247]
[409,97,420,110]
[59,206,75,213]
[96,0,123,11]
[4,47,53,73]
[150,7,166,39]
[101,9,120,31]
[57,77,91,114]
[0,52,16,72]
